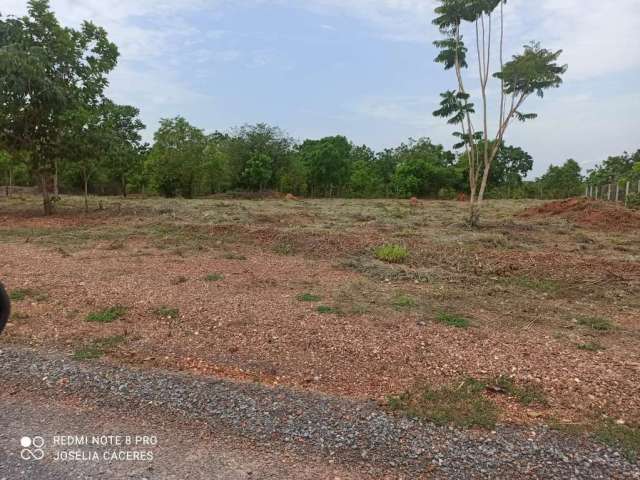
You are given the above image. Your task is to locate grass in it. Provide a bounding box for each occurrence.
[577,316,615,332]
[223,252,247,260]
[391,293,417,310]
[387,377,498,429]
[152,306,179,318]
[595,421,640,462]
[205,273,224,282]
[512,276,562,294]
[316,305,340,314]
[85,306,127,323]
[72,335,126,360]
[297,293,321,302]
[577,341,605,352]
[435,311,470,329]
[490,375,547,406]
[374,244,409,263]
[273,241,295,256]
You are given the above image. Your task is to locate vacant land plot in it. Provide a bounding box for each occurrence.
[1,195,639,446]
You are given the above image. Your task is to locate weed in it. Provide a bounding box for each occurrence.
[577,341,605,352]
[435,312,470,329]
[512,276,561,294]
[223,252,247,260]
[577,316,614,332]
[374,244,409,263]
[297,293,321,302]
[86,306,127,323]
[387,377,498,429]
[73,335,126,360]
[205,273,224,282]
[152,306,179,318]
[9,289,34,301]
[490,375,547,406]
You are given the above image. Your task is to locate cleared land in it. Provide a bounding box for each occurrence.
[1,195,639,448]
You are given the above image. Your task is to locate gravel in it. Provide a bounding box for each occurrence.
[1,345,638,479]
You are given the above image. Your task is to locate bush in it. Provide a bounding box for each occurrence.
[627,193,640,210]
[374,244,409,263]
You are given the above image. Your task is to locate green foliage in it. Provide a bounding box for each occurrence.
[436,312,470,328]
[491,375,547,406]
[374,244,409,263]
[595,422,640,462]
[577,342,605,352]
[86,306,127,323]
[297,293,321,302]
[627,193,640,210]
[536,159,583,199]
[391,293,417,310]
[388,377,498,429]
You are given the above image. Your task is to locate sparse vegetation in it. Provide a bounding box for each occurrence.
[577,316,614,332]
[9,288,34,301]
[205,273,224,282]
[391,293,417,310]
[86,306,127,323]
[316,305,340,315]
[595,421,640,462]
[153,306,179,319]
[435,312,470,329]
[490,375,547,406]
[577,341,605,352]
[374,244,409,263]
[73,335,127,360]
[388,378,498,429]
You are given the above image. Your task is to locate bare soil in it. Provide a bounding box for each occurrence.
[1,195,639,430]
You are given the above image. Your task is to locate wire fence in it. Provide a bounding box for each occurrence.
[585,180,640,206]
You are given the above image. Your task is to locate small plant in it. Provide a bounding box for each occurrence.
[73,335,126,360]
[490,375,547,406]
[392,293,417,310]
[297,293,321,302]
[152,306,179,318]
[577,341,605,352]
[513,276,561,294]
[374,244,409,263]
[435,312,470,329]
[387,377,498,429]
[577,316,614,332]
[9,288,34,301]
[205,273,224,282]
[627,193,640,210]
[86,306,127,323]
[316,305,340,314]
[223,252,247,260]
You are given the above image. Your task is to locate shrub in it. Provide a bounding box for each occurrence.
[577,316,614,332]
[627,193,640,210]
[374,244,409,263]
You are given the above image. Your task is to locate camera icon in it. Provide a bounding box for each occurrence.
[20,436,45,460]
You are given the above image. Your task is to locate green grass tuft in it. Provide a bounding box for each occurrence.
[388,377,498,429]
[491,375,547,406]
[391,293,417,310]
[86,306,127,323]
[577,341,605,352]
[374,244,409,263]
[152,306,179,318]
[73,335,126,360]
[9,288,34,301]
[595,421,640,462]
[436,312,470,329]
[297,293,321,302]
[316,305,340,314]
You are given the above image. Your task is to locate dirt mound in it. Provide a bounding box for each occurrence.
[520,197,640,231]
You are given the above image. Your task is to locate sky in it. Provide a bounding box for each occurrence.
[3,0,640,177]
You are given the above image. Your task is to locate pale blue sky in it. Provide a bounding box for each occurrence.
[4,0,640,177]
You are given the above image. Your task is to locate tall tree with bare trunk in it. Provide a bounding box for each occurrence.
[432,0,567,226]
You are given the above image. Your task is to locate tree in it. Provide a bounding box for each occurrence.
[0,0,118,214]
[0,150,29,195]
[537,159,583,199]
[299,136,352,196]
[146,117,207,198]
[432,0,567,225]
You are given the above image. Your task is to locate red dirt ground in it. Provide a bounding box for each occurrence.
[519,198,640,231]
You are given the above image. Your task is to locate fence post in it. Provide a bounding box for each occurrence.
[594,185,598,200]
[625,181,631,206]
[607,184,611,201]
[615,181,620,202]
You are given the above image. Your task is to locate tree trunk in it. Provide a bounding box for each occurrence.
[121,174,127,198]
[40,173,53,216]
[84,176,89,213]
[53,159,59,196]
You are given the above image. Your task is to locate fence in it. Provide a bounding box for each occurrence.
[585,180,640,206]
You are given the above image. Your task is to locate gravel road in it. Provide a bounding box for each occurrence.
[0,345,638,479]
